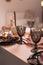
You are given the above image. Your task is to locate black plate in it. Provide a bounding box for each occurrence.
[0,36,19,46]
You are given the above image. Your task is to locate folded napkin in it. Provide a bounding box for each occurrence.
[22,36,34,47]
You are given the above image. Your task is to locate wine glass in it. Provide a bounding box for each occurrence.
[27,29,41,64]
[16,25,26,44]
[31,29,41,53]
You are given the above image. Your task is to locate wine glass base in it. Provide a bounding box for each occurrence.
[31,48,38,53]
[17,39,24,44]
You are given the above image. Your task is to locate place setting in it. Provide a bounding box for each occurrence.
[0,31,19,46]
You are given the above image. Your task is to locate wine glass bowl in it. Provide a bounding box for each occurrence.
[27,21,35,28]
[16,26,26,44]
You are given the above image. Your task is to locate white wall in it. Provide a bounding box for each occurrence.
[0,0,41,28]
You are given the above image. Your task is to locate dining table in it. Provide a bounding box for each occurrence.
[0,36,43,65]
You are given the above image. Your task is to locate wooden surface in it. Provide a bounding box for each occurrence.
[0,47,29,65]
[1,44,33,63]
[1,37,43,64]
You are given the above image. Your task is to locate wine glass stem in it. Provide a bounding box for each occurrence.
[20,36,22,44]
[34,43,37,53]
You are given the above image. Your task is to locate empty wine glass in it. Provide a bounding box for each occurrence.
[31,29,41,53]
[27,29,41,64]
[16,25,26,44]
